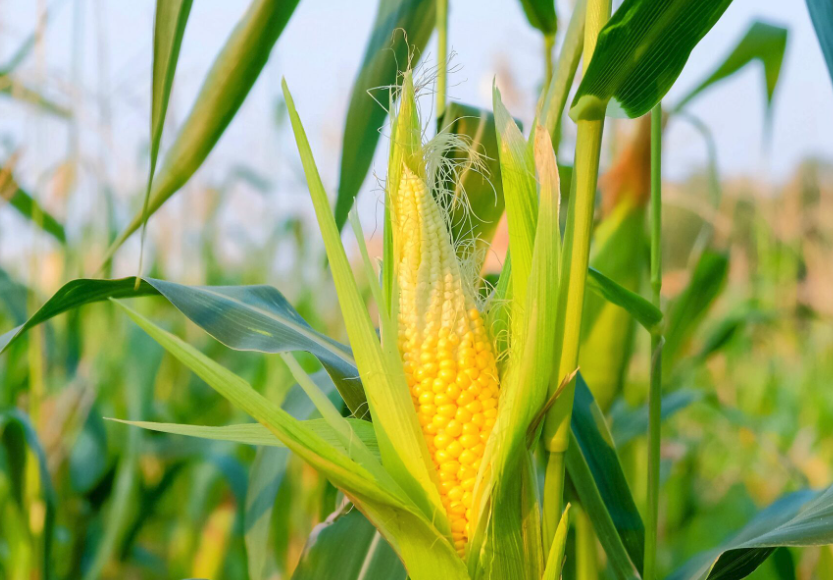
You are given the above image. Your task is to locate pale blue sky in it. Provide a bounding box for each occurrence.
[1,0,831,274]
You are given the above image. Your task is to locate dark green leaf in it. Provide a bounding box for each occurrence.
[586,266,662,332]
[0,277,366,417]
[2,180,67,243]
[668,486,833,580]
[570,0,734,121]
[806,0,833,86]
[105,0,301,261]
[291,506,406,580]
[439,102,506,264]
[334,0,435,229]
[519,0,557,35]
[675,21,788,113]
[567,374,644,579]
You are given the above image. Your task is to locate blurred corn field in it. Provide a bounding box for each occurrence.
[1,0,833,579]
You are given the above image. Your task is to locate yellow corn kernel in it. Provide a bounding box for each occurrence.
[394,166,501,558]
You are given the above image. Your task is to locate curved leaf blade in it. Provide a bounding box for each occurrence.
[105,0,300,261]
[570,0,734,121]
[567,374,644,579]
[806,0,833,86]
[334,0,435,229]
[587,266,662,332]
[668,487,833,580]
[2,178,67,243]
[291,507,406,580]
[0,277,366,416]
[675,21,788,113]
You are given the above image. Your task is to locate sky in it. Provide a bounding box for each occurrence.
[0,0,831,277]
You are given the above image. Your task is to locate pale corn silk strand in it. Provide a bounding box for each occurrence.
[395,165,500,557]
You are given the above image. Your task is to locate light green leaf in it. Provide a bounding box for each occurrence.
[104,0,301,262]
[291,507,406,580]
[0,77,70,117]
[493,86,537,320]
[675,21,788,115]
[586,266,662,332]
[536,0,585,142]
[567,374,643,579]
[112,418,380,461]
[138,0,194,246]
[668,486,833,580]
[807,0,833,86]
[570,0,734,121]
[543,504,570,580]
[115,301,466,580]
[334,0,435,230]
[283,78,448,531]
[470,126,560,580]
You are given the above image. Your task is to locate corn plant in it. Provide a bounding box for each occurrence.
[3,0,833,579]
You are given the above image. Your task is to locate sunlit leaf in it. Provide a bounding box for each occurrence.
[570,0,734,121]
[334,0,435,229]
[104,0,301,262]
[586,267,662,332]
[675,21,788,116]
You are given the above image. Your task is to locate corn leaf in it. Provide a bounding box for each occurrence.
[0,77,70,117]
[675,21,788,114]
[608,388,704,447]
[111,418,379,459]
[493,86,538,318]
[586,267,662,332]
[283,79,448,530]
[0,409,57,578]
[567,375,643,579]
[570,0,734,121]
[0,277,366,417]
[580,200,645,410]
[439,102,506,266]
[334,0,435,230]
[518,0,557,35]
[667,486,833,580]
[542,504,570,580]
[471,126,560,580]
[807,0,833,86]
[2,179,67,243]
[114,300,467,580]
[536,0,585,142]
[292,507,406,580]
[104,0,300,262]
[138,0,194,245]
[246,447,287,580]
[663,249,729,369]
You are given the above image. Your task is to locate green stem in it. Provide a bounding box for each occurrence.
[644,102,664,580]
[544,32,555,88]
[541,0,610,552]
[435,0,448,120]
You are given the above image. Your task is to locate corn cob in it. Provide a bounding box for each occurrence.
[395,165,500,557]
